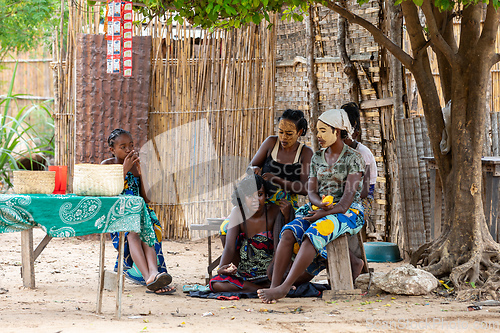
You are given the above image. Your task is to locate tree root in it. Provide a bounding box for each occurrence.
[413,234,500,301]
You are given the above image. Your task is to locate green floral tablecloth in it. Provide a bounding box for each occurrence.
[0,194,155,246]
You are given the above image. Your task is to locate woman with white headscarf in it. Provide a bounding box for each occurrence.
[258,109,366,303]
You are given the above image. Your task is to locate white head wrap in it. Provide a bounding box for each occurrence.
[317,109,354,138]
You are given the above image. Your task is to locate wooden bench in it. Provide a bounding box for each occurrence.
[190,218,225,284]
[326,233,369,291]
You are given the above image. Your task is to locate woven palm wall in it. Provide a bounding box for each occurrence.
[274,1,388,240]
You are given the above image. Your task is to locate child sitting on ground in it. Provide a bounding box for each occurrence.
[209,174,291,293]
[102,128,174,295]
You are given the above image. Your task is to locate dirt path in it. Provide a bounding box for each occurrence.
[1,229,498,332]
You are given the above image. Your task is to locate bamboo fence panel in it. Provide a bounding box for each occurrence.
[492,112,499,156]
[147,18,276,239]
[413,117,431,242]
[395,119,410,256]
[0,49,54,121]
[405,119,426,250]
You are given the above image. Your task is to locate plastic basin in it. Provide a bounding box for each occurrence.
[364,242,403,263]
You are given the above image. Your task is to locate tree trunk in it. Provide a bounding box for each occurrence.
[306,6,320,151]
[409,3,500,298]
[384,0,404,244]
[323,0,500,296]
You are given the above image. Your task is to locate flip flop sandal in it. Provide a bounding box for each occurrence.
[146,286,176,295]
[146,272,172,291]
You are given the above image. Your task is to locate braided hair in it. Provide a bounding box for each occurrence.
[279,109,308,136]
[107,128,132,148]
[231,174,274,207]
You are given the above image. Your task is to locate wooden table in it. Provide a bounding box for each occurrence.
[0,193,155,319]
[422,157,500,241]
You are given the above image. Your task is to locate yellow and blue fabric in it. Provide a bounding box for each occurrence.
[110,172,168,285]
[284,201,364,276]
[267,188,299,211]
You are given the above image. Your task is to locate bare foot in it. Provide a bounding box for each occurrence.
[257,285,290,303]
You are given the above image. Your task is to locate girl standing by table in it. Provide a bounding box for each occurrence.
[102,128,174,295]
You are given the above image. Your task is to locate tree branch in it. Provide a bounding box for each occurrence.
[493,54,500,67]
[400,1,428,62]
[478,2,500,67]
[431,6,455,103]
[323,0,414,71]
[457,3,482,60]
[420,0,455,64]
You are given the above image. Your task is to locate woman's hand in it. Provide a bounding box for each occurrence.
[247,166,261,175]
[278,199,292,222]
[123,150,139,174]
[304,209,328,223]
[261,173,276,183]
[217,263,237,276]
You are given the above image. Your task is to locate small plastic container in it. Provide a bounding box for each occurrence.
[48,165,67,194]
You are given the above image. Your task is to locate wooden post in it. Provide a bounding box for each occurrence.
[207,233,212,281]
[357,233,369,274]
[429,167,442,239]
[96,233,106,314]
[326,234,354,291]
[115,232,125,319]
[21,229,35,288]
[484,171,499,242]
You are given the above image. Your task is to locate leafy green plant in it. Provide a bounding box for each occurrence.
[0,61,54,191]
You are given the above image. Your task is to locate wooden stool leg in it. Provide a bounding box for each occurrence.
[21,228,35,288]
[207,233,212,284]
[326,234,354,291]
[357,233,369,274]
[96,233,106,314]
[115,232,125,319]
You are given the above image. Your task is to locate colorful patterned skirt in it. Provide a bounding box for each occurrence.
[283,202,364,276]
[110,205,168,285]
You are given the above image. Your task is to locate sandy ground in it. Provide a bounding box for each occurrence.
[1,229,499,333]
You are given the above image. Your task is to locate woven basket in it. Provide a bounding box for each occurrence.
[13,171,56,194]
[73,164,124,196]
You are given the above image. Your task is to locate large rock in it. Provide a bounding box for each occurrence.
[355,272,385,294]
[375,264,439,295]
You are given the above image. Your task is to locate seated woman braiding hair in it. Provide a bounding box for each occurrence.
[220,110,313,244]
[258,109,366,303]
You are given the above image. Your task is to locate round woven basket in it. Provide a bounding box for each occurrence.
[73,164,124,196]
[13,171,56,194]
